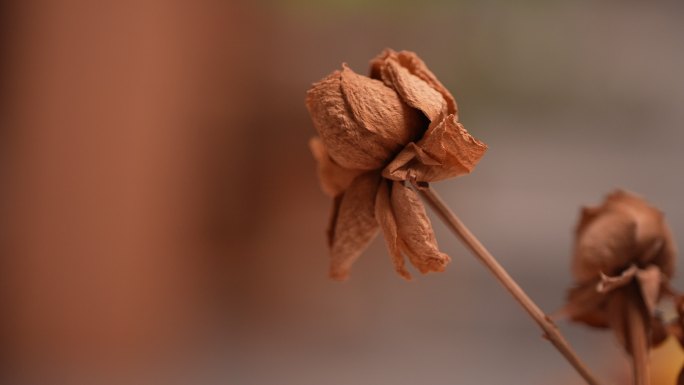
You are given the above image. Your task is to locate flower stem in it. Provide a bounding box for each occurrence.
[412,182,604,385]
[626,294,650,385]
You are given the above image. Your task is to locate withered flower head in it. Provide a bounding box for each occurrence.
[563,190,676,350]
[306,49,487,280]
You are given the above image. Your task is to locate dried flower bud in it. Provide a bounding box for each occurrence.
[562,190,677,352]
[572,190,675,283]
[306,49,487,280]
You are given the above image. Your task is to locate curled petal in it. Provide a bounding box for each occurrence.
[391,181,450,274]
[374,180,411,280]
[306,66,422,170]
[597,265,638,294]
[370,49,458,117]
[563,265,666,343]
[376,59,446,122]
[383,115,487,182]
[309,137,363,197]
[329,172,381,280]
[635,265,662,316]
[561,282,610,328]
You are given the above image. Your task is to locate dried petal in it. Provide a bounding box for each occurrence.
[374,180,411,280]
[327,194,343,248]
[563,282,610,327]
[572,190,675,282]
[652,224,676,280]
[341,65,424,147]
[573,209,638,282]
[376,59,446,122]
[635,265,663,315]
[383,115,487,182]
[597,265,638,294]
[370,49,458,117]
[564,266,670,351]
[609,191,676,277]
[329,172,381,280]
[391,182,450,274]
[306,66,423,170]
[309,137,363,197]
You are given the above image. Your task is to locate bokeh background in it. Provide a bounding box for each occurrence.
[2,1,684,384]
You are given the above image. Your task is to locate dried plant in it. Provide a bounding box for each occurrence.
[307,49,486,280]
[306,49,603,385]
[563,190,678,385]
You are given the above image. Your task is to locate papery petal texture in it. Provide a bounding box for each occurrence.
[306,66,423,170]
[309,137,363,197]
[374,180,411,280]
[371,49,458,117]
[329,172,381,280]
[375,59,446,122]
[383,115,487,182]
[391,182,450,274]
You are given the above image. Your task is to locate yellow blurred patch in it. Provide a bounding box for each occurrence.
[652,336,684,384]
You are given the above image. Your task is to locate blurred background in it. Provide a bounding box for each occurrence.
[1,0,684,384]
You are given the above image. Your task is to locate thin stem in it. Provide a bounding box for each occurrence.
[626,294,650,385]
[412,182,604,385]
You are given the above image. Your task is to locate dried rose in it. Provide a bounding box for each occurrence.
[306,49,487,280]
[563,190,676,350]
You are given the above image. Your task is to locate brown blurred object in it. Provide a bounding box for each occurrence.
[0,1,257,383]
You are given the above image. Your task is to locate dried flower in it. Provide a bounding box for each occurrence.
[563,190,677,350]
[306,49,487,280]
